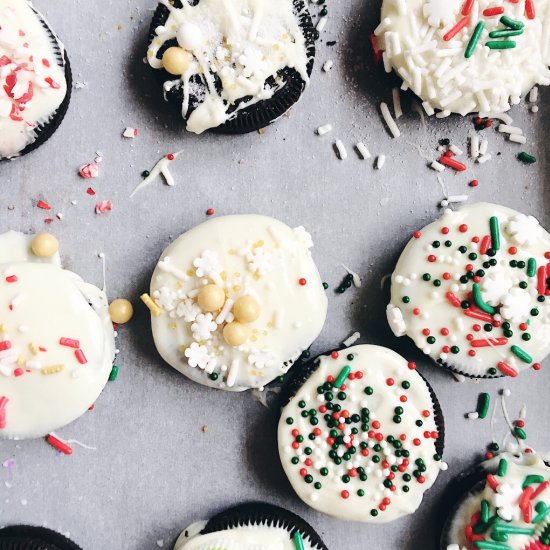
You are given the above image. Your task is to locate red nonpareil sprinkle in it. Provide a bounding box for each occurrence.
[46,434,73,455]
[86,187,96,195]
[386,378,394,386]
[428,254,436,262]
[462,0,475,15]
[422,410,431,418]
[0,396,8,429]
[206,208,214,216]
[341,490,350,499]
[37,200,51,210]
[14,367,23,376]
[331,351,339,359]
[444,16,470,41]
[167,153,175,161]
[525,0,535,18]
[0,341,12,351]
[516,419,525,428]
[407,361,416,370]
[298,278,307,286]
[498,361,518,377]
[5,275,17,283]
[413,438,421,446]
[439,156,467,171]
[484,120,493,128]
[469,179,479,187]
[75,349,87,364]
[59,337,80,349]
[459,224,468,232]
[413,230,422,239]
[483,6,504,15]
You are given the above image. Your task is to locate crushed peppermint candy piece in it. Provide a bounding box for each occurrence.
[123,127,138,138]
[95,200,112,214]
[79,163,99,179]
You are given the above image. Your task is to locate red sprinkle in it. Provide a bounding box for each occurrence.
[298,278,307,286]
[46,434,73,455]
[525,0,535,19]
[37,200,51,210]
[59,337,80,349]
[407,361,416,370]
[439,156,467,171]
[331,351,339,359]
[482,6,504,15]
[498,361,518,377]
[341,490,350,499]
[0,341,12,352]
[5,275,17,283]
[459,224,468,232]
[469,179,479,187]
[445,16,470,41]
[461,0,475,15]
[206,208,215,216]
[75,349,88,365]
[413,231,422,239]
[167,153,175,161]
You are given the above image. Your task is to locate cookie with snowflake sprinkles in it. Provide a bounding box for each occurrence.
[0,0,71,160]
[387,203,550,379]
[173,502,328,550]
[441,452,550,550]
[0,231,118,440]
[375,0,550,116]
[0,525,82,550]
[144,215,328,391]
[146,0,315,134]
[277,344,446,523]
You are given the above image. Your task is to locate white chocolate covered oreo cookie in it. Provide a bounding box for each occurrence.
[145,215,328,391]
[376,0,550,116]
[278,344,445,523]
[0,231,116,440]
[387,203,550,378]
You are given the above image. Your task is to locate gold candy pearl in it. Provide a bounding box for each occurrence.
[233,295,260,323]
[108,299,134,324]
[197,284,225,312]
[223,322,249,347]
[162,47,192,75]
[31,233,59,257]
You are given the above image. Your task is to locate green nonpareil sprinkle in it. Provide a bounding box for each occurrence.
[489,216,500,251]
[486,40,516,49]
[474,541,512,549]
[489,29,523,38]
[473,283,497,314]
[493,524,535,535]
[109,365,119,381]
[527,258,537,277]
[498,458,508,477]
[465,22,485,58]
[500,15,524,30]
[293,532,305,550]
[518,152,537,164]
[511,344,533,363]
[334,365,351,388]
[523,474,545,487]
[514,426,527,440]
[478,392,491,419]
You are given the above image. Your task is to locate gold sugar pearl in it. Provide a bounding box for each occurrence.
[197,284,225,312]
[162,47,192,75]
[31,233,59,257]
[223,322,249,347]
[233,295,260,324]
[108,299,134,324]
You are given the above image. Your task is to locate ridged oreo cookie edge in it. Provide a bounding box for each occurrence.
[147,0,315,134]
[0,525,82,550]
[199,501,329,550]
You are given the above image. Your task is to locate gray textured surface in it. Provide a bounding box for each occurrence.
[0,0,549,549]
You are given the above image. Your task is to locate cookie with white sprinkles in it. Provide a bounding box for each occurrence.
[173,502,328,550]
[0,0,71,160]
[278,344,445,523]
[441,452,550,550]
[144,215,328,391]
[387,203,550,378]
[147,0,315,134]
[376,0,550,116]
[0,231,117,440]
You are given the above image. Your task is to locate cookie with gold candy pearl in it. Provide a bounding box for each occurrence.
[146,0,315,134]
[278,344,445,523]
[0,231,123,440]
[387,203,550,379]
[143,214,328,391]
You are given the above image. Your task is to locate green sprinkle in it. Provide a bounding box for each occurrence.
[465,22,485,58]
[511,344,533,363]
[498,458,508,477]
[481,499,490,523]
[533,506,550,524]
[523,475,545,487]
[478,392,491,419]
[486,40,516,49]
[489,29,523,38]
[493,524,535,535]
[334,365,351,388]
[500,15,524,30]
[489,216,500,251]
[293,532,305,550]
[473,283,497,314]
[474,541,512,549]
[514,426,527,440]
[527,258,537,277]
[322,282,329,289]
[108,364,119,381]
[518,152,536,164]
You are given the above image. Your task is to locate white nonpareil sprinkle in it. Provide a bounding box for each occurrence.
[316,124,332,135]
[498,124,522,135]
[509,133,527,144]
[376,155,386,169]
[467,412,479,419]
[380,102,401,138]
[316,16,327,32]
[430,161,445,172]
[449,145,463,155]
[446,544,460,550]
[479,139,488,156]
[470,135,480,158]
[392,87,403,119]
[322,59,333,72]
[334,140,347,160]
[477,153,492,164]
[355,142,371,159]
[343,331,361,347]
[531,105,539,113]
[529,86,539,102]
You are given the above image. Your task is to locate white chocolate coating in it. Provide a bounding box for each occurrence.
[0,0,68,158]
[388,203,550,378]
[175,524,318,550]
[278,344,443,523]
[446,452,550,550]
[147,0,311,133]
[377,0,550,115]
[0,231,115,440]
[149,215,327,391]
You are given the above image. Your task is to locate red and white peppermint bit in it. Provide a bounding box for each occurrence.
[122,127,138,138]
[95,200,113,214]
[79,163,99,179]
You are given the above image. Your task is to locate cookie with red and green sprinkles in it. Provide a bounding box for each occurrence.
[277,344,446,523]
[441,452,550,550]
[387,203,550,379]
